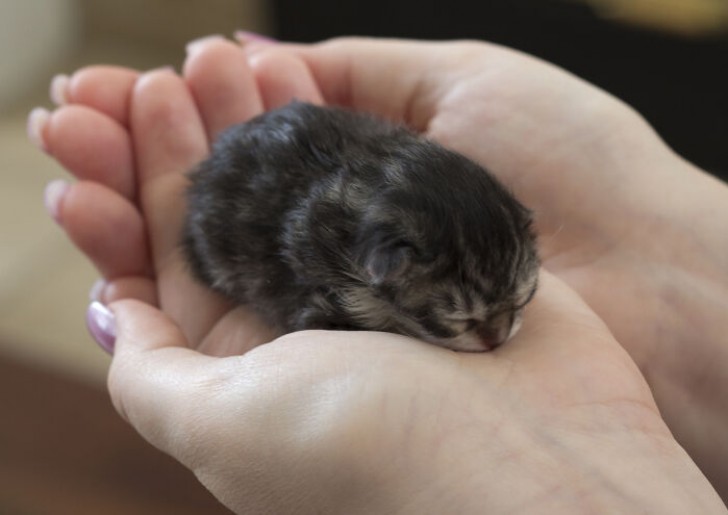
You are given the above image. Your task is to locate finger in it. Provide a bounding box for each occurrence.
[42,105,135,198]
[51,180,149,279]
[131,69,208,261]
[197,305,280,357]
[106,299,222,455]
[130,69,228,342]
[55,65,140,126]
[183,37,263,141]
[248,48,325,110]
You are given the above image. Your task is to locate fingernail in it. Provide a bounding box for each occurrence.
[86,301,116,354]
[44,179,70,224]
[50,74,70,105]
[186,34,225,56]
[27,107,51,152]
[89,278,107,302]
[233,30,276,45]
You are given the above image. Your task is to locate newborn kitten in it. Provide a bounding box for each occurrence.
[182,102,539,351]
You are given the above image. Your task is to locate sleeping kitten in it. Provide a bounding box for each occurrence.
[182,102,539,351]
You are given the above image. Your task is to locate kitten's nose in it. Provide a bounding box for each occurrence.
[476,315,514,349]
[475,324,506,349]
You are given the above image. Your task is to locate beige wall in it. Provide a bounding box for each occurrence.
[0,0,80,110]
[0,0,269,385]
[81,0,270,48]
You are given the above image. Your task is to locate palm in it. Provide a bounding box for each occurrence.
[136,277,678,514]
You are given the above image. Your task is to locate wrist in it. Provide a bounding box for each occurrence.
[385,411,726,514]
[557,418,726,514]
[618,150,728,502]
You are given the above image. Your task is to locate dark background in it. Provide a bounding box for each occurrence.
[272,0,728,180]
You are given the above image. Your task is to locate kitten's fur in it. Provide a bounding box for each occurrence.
[182,102,539,351]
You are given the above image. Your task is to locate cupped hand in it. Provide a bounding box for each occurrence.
[249,37,728,498]
[271,37,728,362]
[37,40,324,355]
[106,271,724,514]
[34,36,728,506]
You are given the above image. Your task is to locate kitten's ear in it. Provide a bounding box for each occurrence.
[361,241,413,285]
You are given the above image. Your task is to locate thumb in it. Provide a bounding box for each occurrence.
[505,270,618,357]
[499,271,648,395]
[91,299,219,455]
[279,38,455,129]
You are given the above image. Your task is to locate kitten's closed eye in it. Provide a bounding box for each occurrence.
[359,239,415,285]
[182,101,539,351]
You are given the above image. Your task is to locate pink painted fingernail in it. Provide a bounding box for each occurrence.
[86,301,116,354]
[234,30,276,44]
[186,34,225,56]
[50,74,70,105]
[43,179,70,224]
[27,107,50,152]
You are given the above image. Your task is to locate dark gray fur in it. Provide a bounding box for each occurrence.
[182,102,539,351]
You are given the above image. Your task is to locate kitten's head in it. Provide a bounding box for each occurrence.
[348,143,539,351]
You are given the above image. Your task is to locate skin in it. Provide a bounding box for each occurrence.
[34,37,728,512]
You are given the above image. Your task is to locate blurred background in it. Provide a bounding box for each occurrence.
[0,0,725,513]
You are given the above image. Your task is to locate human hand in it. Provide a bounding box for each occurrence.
[33,41,320,355]
[235,37,728,498]
[100,270,724,514]
[31,36,728,509]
